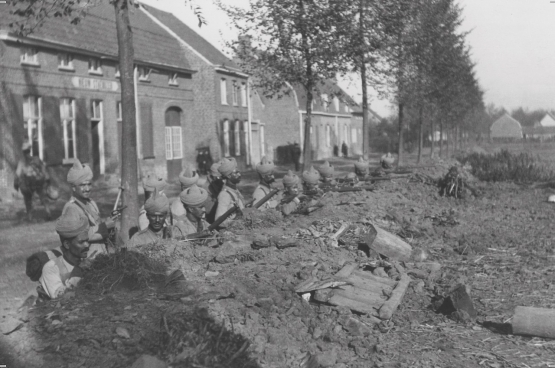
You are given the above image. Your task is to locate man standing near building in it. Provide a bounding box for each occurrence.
[14,141,52,221]
[252,157,281,210]
[173,184,210,237]
[126,190,171,248]
[215,157,245,228]
[38,211,89,300]
[139,173,168,230]
[61,159,115,258]
[291,142,302,172]
[169,166,198,225]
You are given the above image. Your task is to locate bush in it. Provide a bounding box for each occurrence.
[458,149,555,183]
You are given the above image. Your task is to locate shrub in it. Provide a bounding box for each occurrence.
[458,149,555,183]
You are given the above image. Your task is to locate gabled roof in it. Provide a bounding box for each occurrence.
[141,4,240,71]
[0,3,193,72]
[490,113,522,138]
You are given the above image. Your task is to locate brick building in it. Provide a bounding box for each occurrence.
[0,4,197,200]
[142,5,252,171]
[251,80,378,163]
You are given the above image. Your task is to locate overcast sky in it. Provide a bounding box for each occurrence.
[141,0,555,116]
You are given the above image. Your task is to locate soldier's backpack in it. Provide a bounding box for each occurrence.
[26,248,62,282]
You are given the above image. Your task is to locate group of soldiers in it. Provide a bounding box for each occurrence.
[32,150,395,300]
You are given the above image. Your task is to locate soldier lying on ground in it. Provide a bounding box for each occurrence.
[139,173,168,231]
[316,161,337,189]
[354,157,370,179]
[170,166,199,224]
[38,212,90,300]
[62,159,116,258]
[215,157,245,228]
[14,141,52,221]
[127,190,172,248]
[173,184,211,237]
[381,152,395,169]
[252,156,281,211]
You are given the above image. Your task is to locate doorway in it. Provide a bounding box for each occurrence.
[164,107,183,181]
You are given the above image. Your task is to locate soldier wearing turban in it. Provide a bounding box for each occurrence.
[127,190,172,248]
[380,152,395,169]
[215,157,245,228]
[302,166,322,194]
[170,166,199,224]
[14,140,52,221]
[204,161,224,224]
[279,170,302,216]
[252,157,281,211]
[39,212,90,299]
[61,159,115,258]
[316,161,337,188]
[139,173,168,231]
[354,157,370,178]
[173,184,211,237]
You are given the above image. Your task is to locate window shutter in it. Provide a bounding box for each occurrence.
[229,120,236,157]
[75,98,90,163]
[165,127,173,159]
[41,96,64,165]
[140,102,154,158]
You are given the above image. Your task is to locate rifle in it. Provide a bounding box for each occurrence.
[325,186,374,193]
[246,188,280,209]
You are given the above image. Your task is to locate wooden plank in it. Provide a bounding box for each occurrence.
[345,273,393,295]
[379,273,411,320]
[327,293,381,316]
[335,263,358,278]
[352,270,397,288]
[333,285,387,306]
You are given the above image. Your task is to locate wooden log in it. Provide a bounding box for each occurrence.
[335,263,358,278]
[334,285,386,305]
[378,273,411,320]
[314,289,382,316]
[352,270,397,288]
[344,273,393,295]
[512,306,555,339]
[364,224,412,261]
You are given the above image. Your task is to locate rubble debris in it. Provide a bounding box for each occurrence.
[214,235,254,263]
[131,355,167,368]
[295,276,352,293]
[363,223,413,261]
[435,284,477,321]
[378,273,411,320]
[512,306,555,339]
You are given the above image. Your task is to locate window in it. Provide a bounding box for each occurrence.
[92,100,102,121]
[23,96,43,159]
[168,73,178,86]
[88,58,102,75]
[60,98,76,162]
[241,83,247,107]
[351,128,357,143]
[344,104,349,113]
[58,53,73,70]
[260,124,266,157]
[138,66,151,82]
[343,124,349,144]
[232,81,238,106]
[333,97,340,112]
[243,121,249,156]
[310,125,316,146]
[115,64,120,78]
[326,125,331,147]
[223,120,230,156]
[220,79,227,105]
[234,120,241,156]
[165,127,183,160]
[20,47,38,65]
[310,99,314,111]
[322,94,329,112]
[117,101,122,121]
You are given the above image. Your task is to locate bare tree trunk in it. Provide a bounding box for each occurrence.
[446,128,450,158]
[397,102,404,167]
[430,118,435,158]
[359,0,370,160]
[302,91,313,172]
[114,0,139,243]
[439,120,443,158]
[417,105,423,164]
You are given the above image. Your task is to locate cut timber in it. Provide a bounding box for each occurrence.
[364,224,412,261]
[378,273,411,320]
[346,273,393,295]
[334,285,386,305]
[512,306,555,339]
[352,270,397,288]
[314,289,382,316]
[335,263,358,278]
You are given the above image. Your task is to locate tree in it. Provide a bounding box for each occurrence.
[220,0,349,170]
[8,0,203,242]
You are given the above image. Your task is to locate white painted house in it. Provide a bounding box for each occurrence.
[539,113,555,127]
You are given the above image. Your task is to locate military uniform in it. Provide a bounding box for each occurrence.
[215,185,245,227]
[126,227,166,248]
[139,205,173,230]
[39,255,81,299]
[252,183,281,210]
[173,216,210,237]
[61,197,106,258]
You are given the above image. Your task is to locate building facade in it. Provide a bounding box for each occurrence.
[0,4,197,201]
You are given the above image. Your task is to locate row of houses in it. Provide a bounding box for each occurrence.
[0,2,380,197]
[490,113,555,141]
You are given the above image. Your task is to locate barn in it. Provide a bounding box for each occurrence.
[490,113,523,141]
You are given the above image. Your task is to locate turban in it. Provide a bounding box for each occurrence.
[21,141,32,151]
[354,157,369,171]
[180,184,208,207]
[143,173,167,193]
[381,153,395,166]
[282,170,299,188]
[346,172,357,180]
[144,191,169,214]
[67,158,93,186]
[255,156,275,175]
[179,166,199,188]
[317,161,334,178]
[302,166,320,185]
[218,157,237,177]
[56,212,89,239]
[210,162,222,177]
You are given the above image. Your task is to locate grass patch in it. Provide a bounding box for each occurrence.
[81,245,168,293]
[458,149,555,183]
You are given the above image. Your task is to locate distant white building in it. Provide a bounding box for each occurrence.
[539,113,555,127]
